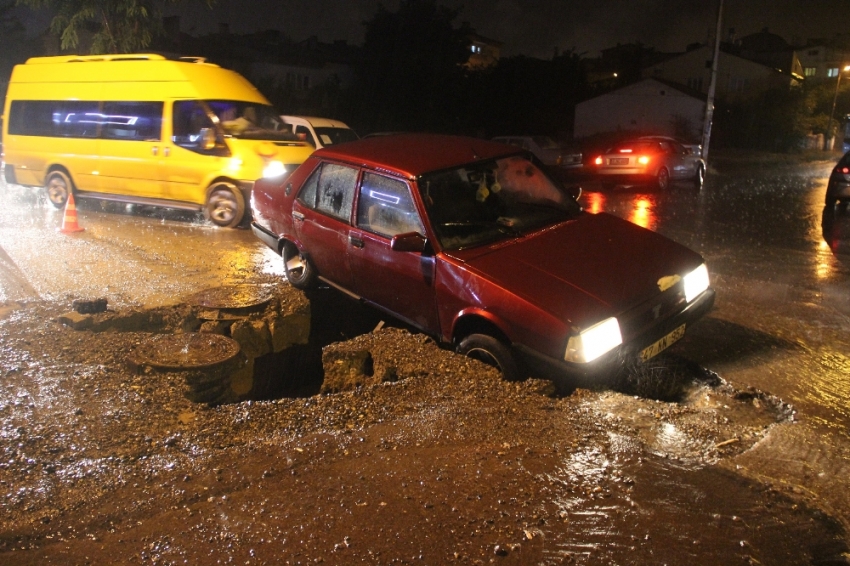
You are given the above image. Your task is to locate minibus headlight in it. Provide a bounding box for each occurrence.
[683,263,709,302]
[262,161,287,178]
[564,317,622,364]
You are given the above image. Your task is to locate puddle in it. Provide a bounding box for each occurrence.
[541,446,847,565]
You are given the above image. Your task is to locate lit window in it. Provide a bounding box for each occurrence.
[828,67,839,78]
[805,67,817,77]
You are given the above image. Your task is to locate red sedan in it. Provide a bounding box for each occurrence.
[251,134,714,380]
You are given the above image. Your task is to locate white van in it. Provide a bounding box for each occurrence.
[280,116,359,149]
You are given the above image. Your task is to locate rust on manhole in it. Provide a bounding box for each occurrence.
[128,333,241,371]
[186,284,274,310]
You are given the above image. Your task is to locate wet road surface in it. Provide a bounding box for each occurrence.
[2,150,850,564]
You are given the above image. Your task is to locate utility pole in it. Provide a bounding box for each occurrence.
[701,0,724,163]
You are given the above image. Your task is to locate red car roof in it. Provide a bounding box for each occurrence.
[312,133,523,179]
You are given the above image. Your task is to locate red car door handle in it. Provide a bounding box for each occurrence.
[292,211,305,222]
[349,235,364,248]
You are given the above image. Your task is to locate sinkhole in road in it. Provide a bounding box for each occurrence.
[118,283,392,404]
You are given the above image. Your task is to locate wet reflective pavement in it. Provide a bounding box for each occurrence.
[2,151,850,564]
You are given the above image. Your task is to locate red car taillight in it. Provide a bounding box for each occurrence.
[637,155,650,165]
[594,156,603,165]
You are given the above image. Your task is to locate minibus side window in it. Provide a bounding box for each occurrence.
[101,102,163,142]
[172,100,230,156]
[9,100,102,138]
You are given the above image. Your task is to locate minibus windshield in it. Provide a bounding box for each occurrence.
[206,100,298,141]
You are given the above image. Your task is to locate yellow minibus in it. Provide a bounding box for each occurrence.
[1,54,314,227]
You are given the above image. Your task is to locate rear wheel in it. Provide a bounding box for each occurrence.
[458,333,520,381]
[282,241,316,290]
[204,182,245,228]
[693,164,705,189]
[45,171,72,209]
[656,167,670,190]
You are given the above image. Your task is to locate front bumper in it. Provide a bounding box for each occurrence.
[516,287,716,381]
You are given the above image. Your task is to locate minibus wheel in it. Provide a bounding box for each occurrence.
[204,183,245,228]
[45,171,72,209]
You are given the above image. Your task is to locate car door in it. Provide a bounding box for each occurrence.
[659,141,689,179]
[165,100,231,204]
[291,161,358,290]
[347,171,440,333]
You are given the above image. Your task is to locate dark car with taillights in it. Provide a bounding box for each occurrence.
[826,151,850,212]
[251,134,715,380]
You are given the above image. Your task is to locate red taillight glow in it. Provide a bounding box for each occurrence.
[618,148,633,153]
[594,156,603,165]
[841,167,850,174]
[637,155,650,165]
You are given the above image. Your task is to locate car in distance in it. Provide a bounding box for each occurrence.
[280,115,359,150]
[825,150,850,212]
[492,135,583,169]
[591,138,705,190]
[251,134,715,381]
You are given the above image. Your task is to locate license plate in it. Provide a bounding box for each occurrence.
[640,324,686,362]
[610,157,629,165]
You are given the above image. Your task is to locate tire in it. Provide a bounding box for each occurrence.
[457,333,520,381]
[282,241,316,290]
[45,171,72,209]
[693,164,705,189]
[204,182,245,228]
[656,167,670,190]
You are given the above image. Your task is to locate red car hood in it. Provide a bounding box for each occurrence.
[446,212,705,327]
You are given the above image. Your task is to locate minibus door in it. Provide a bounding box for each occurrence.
[95,101,167,199]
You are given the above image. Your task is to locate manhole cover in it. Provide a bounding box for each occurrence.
[128,333,241,371]
[186,284,274,310]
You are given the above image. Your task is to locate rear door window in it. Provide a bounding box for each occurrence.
[298,162,358,222]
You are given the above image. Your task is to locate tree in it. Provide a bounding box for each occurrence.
[353,0,472,133]
[1,1,40,93]
[15,0,213,54]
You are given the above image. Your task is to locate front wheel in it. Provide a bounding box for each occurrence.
[656,167,670,190]
[457,333,520,381]
[45,171,72,209]
[204,183,245,228]
[282,241,316,290]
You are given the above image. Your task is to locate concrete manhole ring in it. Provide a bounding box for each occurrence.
[129,333,241,371]
[186,284,274,310]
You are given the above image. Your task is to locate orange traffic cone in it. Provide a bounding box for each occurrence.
[59,193,85,233]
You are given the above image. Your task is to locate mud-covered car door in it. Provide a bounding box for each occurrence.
[291,162,359,290]
[347,171,440,333]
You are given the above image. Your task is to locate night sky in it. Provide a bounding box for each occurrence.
[16,0,850,58]
[162,0,850,58]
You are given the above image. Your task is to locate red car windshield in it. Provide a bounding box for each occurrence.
[419,155,581,250]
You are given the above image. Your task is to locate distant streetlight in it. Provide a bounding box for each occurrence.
[827,64,850,151]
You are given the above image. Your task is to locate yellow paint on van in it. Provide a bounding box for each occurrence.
[2,54,314,227]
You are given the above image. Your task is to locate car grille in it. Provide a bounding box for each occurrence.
[618,286,687,342]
